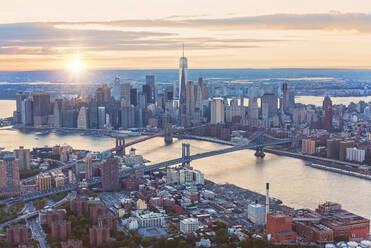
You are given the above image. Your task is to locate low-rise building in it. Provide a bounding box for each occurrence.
[248,203,265,225]
[180,218,199,234]
[136,212,165,228]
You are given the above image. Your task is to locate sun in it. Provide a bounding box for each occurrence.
[69,58,84,73]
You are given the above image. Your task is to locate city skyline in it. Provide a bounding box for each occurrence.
[2,0,371,70]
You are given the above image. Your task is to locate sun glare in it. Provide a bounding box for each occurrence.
[69,58,84,73]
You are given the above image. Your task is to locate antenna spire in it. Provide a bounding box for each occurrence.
[182,43,184,57]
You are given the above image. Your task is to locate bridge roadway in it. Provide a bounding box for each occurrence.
[22,160,74,184]
[264,148,364,168]
[19,138,295,202]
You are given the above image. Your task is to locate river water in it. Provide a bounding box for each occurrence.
[0,99,370,223]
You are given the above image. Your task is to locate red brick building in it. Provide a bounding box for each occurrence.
[98,214,118,232]
[266,213,297,244]
[316,202,370,239]
[121,176,139,191]
[61,240,83,248]
[46,209,66,227]
[102,157,119,191]
[70,198,89,215]
[51,220,71,241]
[6,225,29,244]
[89,225,110,247]
[90,205,108,223]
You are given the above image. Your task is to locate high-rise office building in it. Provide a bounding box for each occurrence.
[145,75,155,103]
[62,99,75,128]
[15,92,26,123]
[111,76,121,101]
[102,157,119,191]
[130,88,138,106]
[179,47,188,117]
[121,105,135,129]
[54,98,63,128]
[323,96,333,131]
[95,88,105,106]
[32,92,50,127]
[142,84,152,106]
[210,99,224,124]
[261,93,278,119]
[14,146,30,171]
[98,107,106,129]
[248,97,259,120]
[120,83,131,105]
[0,154,21,197]
[77,106,88,129]
[21,97,33,126]
[102,84,111,102]
[186,81,195,118]
[88,99,98,129]
[280,82,294,114]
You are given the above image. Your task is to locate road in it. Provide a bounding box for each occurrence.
[26,216,49,248]
[0,191,76,229]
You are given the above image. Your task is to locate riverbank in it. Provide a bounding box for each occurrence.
[305,162,371,181]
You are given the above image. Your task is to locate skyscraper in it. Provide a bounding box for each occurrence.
[179,46,188,116]
[15,92,26,123]
[111,76,121,101]
[323,96,333,131]
[186,81,195,118]
[88,99,98,129]
[145,75,155,103]
[54,98,63,128]
[98,106,106,129]
[21,97,33,126]
[281,81,290,114]
[32,92,51,127]
[261,93,278,119]
[120,83,131,105]
[102,157,119,191]
[95,88,105,106]
[130,88,138,106]
[142,84,152,106]
[210,99,224,124]
[77,106,88,129]
[0,154,21,197]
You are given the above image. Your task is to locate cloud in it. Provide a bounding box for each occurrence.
[54,12,371,32]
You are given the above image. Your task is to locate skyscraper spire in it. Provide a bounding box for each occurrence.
[182,43,184,57]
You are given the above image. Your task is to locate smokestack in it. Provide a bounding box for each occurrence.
[265,182,270,224]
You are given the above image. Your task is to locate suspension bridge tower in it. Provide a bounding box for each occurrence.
[116,136,126,156]
[254,131,265,158]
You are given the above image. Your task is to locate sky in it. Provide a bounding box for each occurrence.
[1,0,371,71]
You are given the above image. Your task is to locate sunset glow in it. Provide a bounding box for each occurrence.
[2,0,371,70]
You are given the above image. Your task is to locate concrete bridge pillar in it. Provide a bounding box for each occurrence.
[164,125,173,145]
[182,143,190,167]
[116,136,125,156]
[255,131,265,158]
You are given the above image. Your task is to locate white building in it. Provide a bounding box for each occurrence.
[248,203,266,225]
[180,218,199,233]
[167,168,204,185]
[210,99,224,124]
[136,212,165,228]
[346,147,365,163]
[126,217,139,230]
[77,106,88,129]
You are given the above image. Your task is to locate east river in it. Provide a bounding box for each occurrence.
[0,99,370,223]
